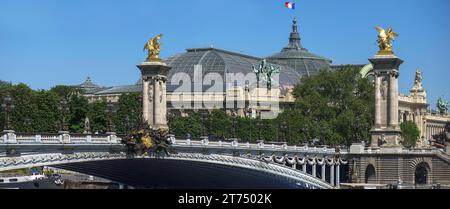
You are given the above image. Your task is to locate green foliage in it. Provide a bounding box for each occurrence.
[33,90,60,132]
[0,81,113,134]
[9,83,38,132]
[235,117,258,143]
[291,66,374,146]
[169,112,203,138]
[208,109,231,138]
[49,85,81,100]
[68,94,89,133]
[400,121,420,148]
[114,93,142,134]
[87,100,107,133]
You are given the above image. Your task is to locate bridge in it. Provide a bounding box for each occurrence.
[0,132,349,189]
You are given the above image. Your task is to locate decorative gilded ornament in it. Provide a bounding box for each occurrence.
[143,34,163,62]
[375,26,398,55]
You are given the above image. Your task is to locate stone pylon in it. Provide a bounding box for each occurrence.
[137,61,171,130]
[369,54,404,148]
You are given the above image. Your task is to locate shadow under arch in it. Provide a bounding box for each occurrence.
[414,162,430,185]
[365,164,376,184]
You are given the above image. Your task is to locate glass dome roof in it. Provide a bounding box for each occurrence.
[165,47,302,92]
[267,18,332,77]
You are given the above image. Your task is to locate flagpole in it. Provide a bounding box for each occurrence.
[294,2,297,22]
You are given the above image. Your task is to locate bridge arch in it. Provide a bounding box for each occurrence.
[414,162,430,185]
[410,157,432,185]
[365,164,376,184]
[0,152,334,189]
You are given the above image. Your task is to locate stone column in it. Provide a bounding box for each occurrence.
[330,164,335,187]
[154,77,161,126]
[138,61,171,130]
[142,77,153,124]
[312,163,316,178]
[302,163,306,173]
[321,164,326,181]
[336,163,340,188]
[142,77,149,123]
[389,71,399,128]
[374,72,382,128]
[369,55,404,148]
[161,78,168,127]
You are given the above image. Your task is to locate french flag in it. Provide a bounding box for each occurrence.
[285,2,295,10]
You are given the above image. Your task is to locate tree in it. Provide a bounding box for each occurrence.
[290,66,374,146]
[34,90,60,133]
[400,121,420,148]
[114,93,142,134]
[0,81,112,134]
[169,113,202,138]
[235,117,258,143]
[9,83,38,132]
[68,94,89,133]
[87,100,107,133]
[208,109,231,139]
[49,85,81,100]
[0,81,13,130]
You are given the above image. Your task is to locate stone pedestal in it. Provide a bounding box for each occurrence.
[369,55,403,147]
[2,130,15,134]
[60,133,71,144]
[137,61,170,130]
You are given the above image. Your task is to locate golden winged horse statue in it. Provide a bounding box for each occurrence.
[375,27,398,55]
[143,34,163,61]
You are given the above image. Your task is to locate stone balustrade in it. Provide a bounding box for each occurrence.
[1,132,122,144]
[171,138,342,155]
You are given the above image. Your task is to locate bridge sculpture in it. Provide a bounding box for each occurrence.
[0,132,348,189]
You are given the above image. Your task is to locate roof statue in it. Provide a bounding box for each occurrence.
[143,34,163,62]
[375,26,398,55]
[409,69,427,100]
[252,59,280,91]
[412,69,425,91]
[415,69,423,86]
[437,97,449,115]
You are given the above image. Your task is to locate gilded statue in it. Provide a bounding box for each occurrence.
[143,34,163,62]
[375,26,398,55]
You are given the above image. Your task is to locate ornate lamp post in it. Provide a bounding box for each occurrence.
[124,115,131,135]
[301,125,309,144]
[256,119,264,141]
[138,94,144,124]
[244,107,253,142]
[166,111,174,124]
[2,95,14,132]
[319,126,326,146]
[353,115,361,143]
[106,102,116,134]
[279,121,288,142]
[200,111,208,137]
[23,117,33,133]
[58,98,69,133]
[130,109,137,131]
[231,110,238,139]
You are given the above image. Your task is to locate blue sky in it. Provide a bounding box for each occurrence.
[0,0,449,108]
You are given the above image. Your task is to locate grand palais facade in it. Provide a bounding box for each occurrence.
[72,18,449,148]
